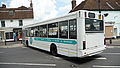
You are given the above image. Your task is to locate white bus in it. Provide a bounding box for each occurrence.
[22,10,106,57]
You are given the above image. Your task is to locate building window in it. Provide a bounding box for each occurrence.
[19,20,23,26]
[1,21,5,27]
[5,32,13,39]
[10,20,13,22]
[9,10,15,15]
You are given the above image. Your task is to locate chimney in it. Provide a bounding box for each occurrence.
[71,0,76,9]
[30,0,33,8]
[2,4,6,8]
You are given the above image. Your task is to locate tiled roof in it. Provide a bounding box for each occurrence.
[70,0,120,13]
[0,6,34,20]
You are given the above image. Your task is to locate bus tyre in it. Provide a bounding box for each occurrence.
[50,44,57,56]
[26,40,29,47]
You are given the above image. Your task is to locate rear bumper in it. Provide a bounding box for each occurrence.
[78,46,106,57]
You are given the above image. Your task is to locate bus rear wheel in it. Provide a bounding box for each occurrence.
[50,44,57,56]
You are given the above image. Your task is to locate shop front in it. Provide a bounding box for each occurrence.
[0,30,5,41]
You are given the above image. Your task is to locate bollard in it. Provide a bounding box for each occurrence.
[5,40,6,45]
[110,39,112,44]
[21,40,22,44]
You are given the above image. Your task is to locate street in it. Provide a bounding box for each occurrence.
[0,41,120,68]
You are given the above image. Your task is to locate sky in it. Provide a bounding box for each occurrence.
[0,0,84,22]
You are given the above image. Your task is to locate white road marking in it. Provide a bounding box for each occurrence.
[0,52,4,53]
[22,47,27,48]
[107,46,120,48]
[51,56,61,59]
[93,65,120,68]
[107,46,115,48]
[52,56,107,60]
[0,62,56,67]
[95,57,107,60]
[86,57,107,60]
[102,53,120,55]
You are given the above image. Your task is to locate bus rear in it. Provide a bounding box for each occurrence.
[78,11,106,57]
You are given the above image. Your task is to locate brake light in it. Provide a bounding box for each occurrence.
[83,41,86,50]
[104,38,106,45]
[102,15,104,20]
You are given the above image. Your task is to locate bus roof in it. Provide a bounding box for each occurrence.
[23,10,101,29]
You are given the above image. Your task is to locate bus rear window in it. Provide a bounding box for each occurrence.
[85,18,104,32]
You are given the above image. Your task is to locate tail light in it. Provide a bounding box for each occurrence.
[104,38,106,45]
[102,15,104,20]
[83,41,86,50]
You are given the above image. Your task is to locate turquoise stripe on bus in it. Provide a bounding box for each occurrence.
[33,38,77,45]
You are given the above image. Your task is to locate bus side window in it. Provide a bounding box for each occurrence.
[25,28,29,37]
[69,19,77,39]
[48,22,58,38]
[39,25,47,37]
[59,20,68,39]
[33,26,39,37]
[30,29,34,37]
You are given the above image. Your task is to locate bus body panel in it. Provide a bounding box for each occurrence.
[78,46,105,57]
[86,33,104,49]
[77,17,85,50]
[28,37,78,57]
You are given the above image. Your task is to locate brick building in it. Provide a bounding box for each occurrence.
[0,2,34,41]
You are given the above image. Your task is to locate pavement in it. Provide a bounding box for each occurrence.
[0,39,120,48]
[106,38,120,46]
[0,41,23,48]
